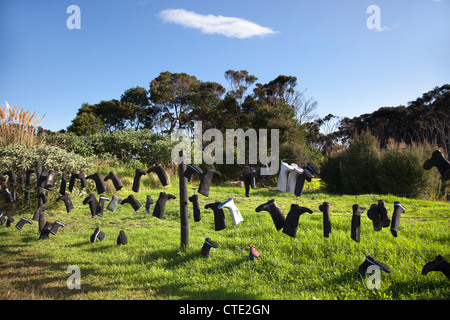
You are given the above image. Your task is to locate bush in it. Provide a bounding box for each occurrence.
[320,133,441,196]
[339,133,381,194]
[378,143,439,195]
[0,144,95,174]
[40,129,178,166]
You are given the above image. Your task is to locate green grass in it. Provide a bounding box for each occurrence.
[0,172,449,300]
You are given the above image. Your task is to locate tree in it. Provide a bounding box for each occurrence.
[253,75,318,125]
[120,86,159,130]
[95,99,138,132]
[335,84,449,156]
[189,81,226,130]
[224,70,258,127]
[149,71,201,135]
[67,103,105,135]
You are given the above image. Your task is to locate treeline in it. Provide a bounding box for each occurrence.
[66,70,322,168]
[307,84,450,157]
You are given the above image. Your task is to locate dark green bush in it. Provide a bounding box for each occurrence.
[320,133,439,196]
[378,146,432,195]
[339,133,381,194]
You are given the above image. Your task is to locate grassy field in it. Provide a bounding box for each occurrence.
[0,169,449,300]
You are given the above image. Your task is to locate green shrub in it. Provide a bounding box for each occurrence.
[40,129,178,166]
[320,133,441,196]
[378,144,434,195]
[339,133,381,194]
[319,154,344,193]
[0,144,95,174]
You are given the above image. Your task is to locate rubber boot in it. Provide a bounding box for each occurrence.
[282,204,313,238]
[189,194,201,222]
[147,164,169,187]
[201,237,219,257]
[198,168,221,197]
[17,172,25,190]
[87,172,106,195]
[255,199,285,231]
[59,174,69,195]
[56,193,74,213]
[132,168,147,193]
[204,202,227,231]
[106,195,123,212]
[358,255,392,277]
[15,217,33,230]
[104,171,123,191]
[423,149,450,180]
[422,255,450,279]
[25,169,35,187]
[90,228,106,242]
[318,202,332,238]
[50,221,65,235]
[23,187,31,205]
[390,201,406,237]
[83,194,98,218]
[117,230,128,245]
[121,195,142,212]
[351,204,365,242]
[152,192,176,219]
[377,200,391,228]
[367,204,382,231]
[183,164,203,182]
[33,203,48,223]
[96,196,110,216]
[218,198,243,227]
[287,166,303,194]
[242,166,257,197]
[1,188,13,204]
[44,170,60,191]
[145,195,154,213]
[38,221,53,240]
[277,162,296,192]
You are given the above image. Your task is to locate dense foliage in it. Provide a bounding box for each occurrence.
[319,132,443,196]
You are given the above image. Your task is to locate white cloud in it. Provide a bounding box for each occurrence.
[159,9,277,39]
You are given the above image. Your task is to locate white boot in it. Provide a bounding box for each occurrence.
[218,198,243,226]
[287,165,304,194]
[277,162,296,192]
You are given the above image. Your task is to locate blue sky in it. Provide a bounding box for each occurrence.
[1,0,449,132]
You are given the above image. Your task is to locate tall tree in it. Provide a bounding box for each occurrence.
[190,81,226,130]
[120,86,158,130]
[253,75,318,125]
[67,103,105,135]
[149,71,200,135]
[224,70,258,127]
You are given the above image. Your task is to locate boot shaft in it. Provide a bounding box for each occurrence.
[390,201,405,237]
[218,198,243,226]
[198,169,221,197]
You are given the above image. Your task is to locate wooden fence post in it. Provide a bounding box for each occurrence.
[179,151,189,251]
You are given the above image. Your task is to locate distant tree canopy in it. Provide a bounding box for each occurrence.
[66,70,320,164]
[66,70,448,162]
[68,70,317,136]
[305,84,450,157]
[338,84,450,155]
